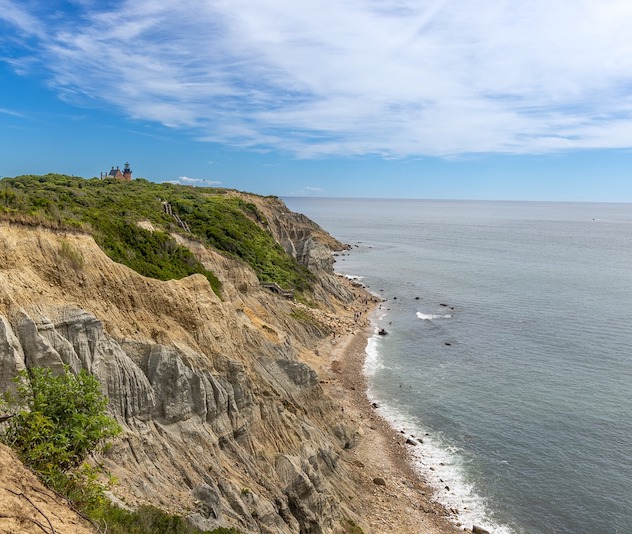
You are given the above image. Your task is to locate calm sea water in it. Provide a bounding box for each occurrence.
[284,198,632,534]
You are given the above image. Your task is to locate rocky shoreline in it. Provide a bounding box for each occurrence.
[314,288,461,534]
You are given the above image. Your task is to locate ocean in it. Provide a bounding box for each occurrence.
[283,198,632,534]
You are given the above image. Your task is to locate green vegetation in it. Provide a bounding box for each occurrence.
[1,367,121,480]
[92,504,240,534]
[290,308,323,329]
[0,173,314,295]
[341,518,365,534]
[0,367,239,533]
[60,238,85,270]
[1,367,121,513]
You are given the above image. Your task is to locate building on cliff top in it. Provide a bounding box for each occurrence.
[100,162,132,181]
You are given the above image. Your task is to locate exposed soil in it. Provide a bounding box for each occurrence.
[0,444,96,534]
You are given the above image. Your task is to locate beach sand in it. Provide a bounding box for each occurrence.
[315,295,463,534]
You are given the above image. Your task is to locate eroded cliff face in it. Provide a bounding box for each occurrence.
[230,193,357,311]
[0,198,371,533]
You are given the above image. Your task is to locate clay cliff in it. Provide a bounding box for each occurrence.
[0,192,374,533]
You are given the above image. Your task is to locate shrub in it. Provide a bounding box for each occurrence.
[60,239,85,270]
[1,367,120,485]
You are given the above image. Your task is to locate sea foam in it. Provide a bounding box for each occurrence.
[363,314,388,377]
[363,317,515,534]
[416,312,453,320]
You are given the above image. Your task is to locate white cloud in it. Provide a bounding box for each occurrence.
[165,176,222,186]
[4,0,632,156]
[0,0,44,37]
[291,186,324,196]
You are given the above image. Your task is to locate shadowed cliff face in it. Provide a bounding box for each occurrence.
[0,198,369,533]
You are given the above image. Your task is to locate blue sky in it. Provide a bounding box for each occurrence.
[1,0,632,201]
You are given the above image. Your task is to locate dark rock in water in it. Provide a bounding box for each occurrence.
[444,342,452,346]
[371,402,379,409]
[393,296,397,299]
[472,526,491,534]
[444,485,450,491]
[440,303,448,307]
[405,438,417,446]
[415,296,420,300]
[372,477,386,486]
[378,328,388,336]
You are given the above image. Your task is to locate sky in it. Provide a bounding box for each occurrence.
[1,0,632,201]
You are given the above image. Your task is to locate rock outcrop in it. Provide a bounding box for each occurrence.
[0,195,373,533]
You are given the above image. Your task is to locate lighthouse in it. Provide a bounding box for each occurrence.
[123,162,133,181]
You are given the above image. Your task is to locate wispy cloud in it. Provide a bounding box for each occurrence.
[0,0,45,37]
[0,107,25,118]
[163,176,222,186]
[3,1,632,156]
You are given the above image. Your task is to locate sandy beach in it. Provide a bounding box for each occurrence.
[314,289,463,534]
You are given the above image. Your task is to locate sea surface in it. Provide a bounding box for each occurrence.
[283,198,632,534]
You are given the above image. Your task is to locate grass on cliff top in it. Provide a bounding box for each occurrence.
[0,173,314,294]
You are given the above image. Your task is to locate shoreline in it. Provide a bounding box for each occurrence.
[315,285,462,533]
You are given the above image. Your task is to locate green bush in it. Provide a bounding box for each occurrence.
[1,367,120,512]
[1,367,121,478]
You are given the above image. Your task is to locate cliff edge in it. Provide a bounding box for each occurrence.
[0,180,378,533]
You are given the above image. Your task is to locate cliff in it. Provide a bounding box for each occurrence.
[0,443,96,533]
[0,183,376,533]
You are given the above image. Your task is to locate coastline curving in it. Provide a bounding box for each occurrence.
[0,184,460,533]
